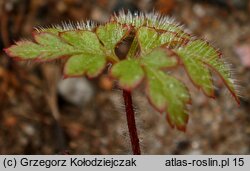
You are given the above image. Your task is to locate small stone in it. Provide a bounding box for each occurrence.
[22,124,36,136]
[193,4,206,18]
[58,78,93,107]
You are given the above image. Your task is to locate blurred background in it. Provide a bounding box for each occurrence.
[0,0,250,154]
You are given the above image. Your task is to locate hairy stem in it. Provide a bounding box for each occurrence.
[122,89,141,155]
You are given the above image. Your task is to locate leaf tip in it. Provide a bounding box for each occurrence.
[233,94,241,106]
[166,112,188,132]
[176,125,187,132]
[3,45,14,57]
[3,47,9,54]
[3,45,24,61]
[225,81,241,106]
[166,114,175,129]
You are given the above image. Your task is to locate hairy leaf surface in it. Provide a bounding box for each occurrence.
[6,31,107,78]
[60,30,103,55]
[111,59,144,90]
[145,67,190,130]
[140,48,178,69]
[4,11,240,132]
[96,23,130,53]
[137,27,187,55]
[64,54,106,78]
[176,40,238,102]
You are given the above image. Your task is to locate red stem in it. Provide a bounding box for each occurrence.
[122,89,141,155]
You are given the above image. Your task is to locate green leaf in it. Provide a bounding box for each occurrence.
[206,59,239,103]
[6,33,73,61]
[36,33,71,60]
[5,41,44,60]
[60,30,107,77]
[96,23,130,53]
[34,33,74,59]
[111,59,144,90]
[6,30,106,61]
[181,57,214,97]
[137,27,188,55]
[146,17,190,39]
[175,41,214,97]
[175,39,238,102]
[137,45,188,130]
[140,48,177,69]
[184,40,238,101]
[4,12,240,133]
[145,67,190,131]
[60,30,103,55]
[6,30,108,77]
[136,27,158,55]
[64,54,106,77]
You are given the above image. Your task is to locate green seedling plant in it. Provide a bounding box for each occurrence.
[4,11,240,155]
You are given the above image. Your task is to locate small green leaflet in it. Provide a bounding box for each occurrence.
[64,54,106,78]
[96,22,130,56]
[137,27,188,55]
[60,30,107,77]
[145,68,190,131]
[140,48,177,69]
[60,30,103,55]
[5,41,43,60]
[6,33,73,60]
[175,40,239,103]
[111,48,178,90]
[111,59,144,90]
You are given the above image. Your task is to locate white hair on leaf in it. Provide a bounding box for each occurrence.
[34,20,97,33]
[112,10,182,31]
[32,10,240,103]
[35,10,188,37]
